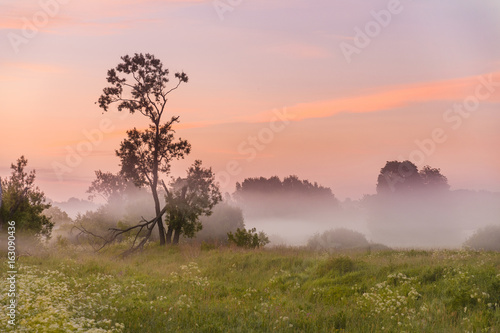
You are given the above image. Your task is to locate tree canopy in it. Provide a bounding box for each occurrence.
[376,160,449,195]
[165,160,222,244]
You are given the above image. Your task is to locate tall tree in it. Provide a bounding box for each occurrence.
[97,53,190,245]
[0,156,53,236]
[166,160,222,244]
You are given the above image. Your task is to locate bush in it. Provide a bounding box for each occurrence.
[307,228,369,251]
[464,225,500,251]
[227,227,270,248]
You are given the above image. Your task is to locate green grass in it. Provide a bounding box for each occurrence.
[1,243,499,332]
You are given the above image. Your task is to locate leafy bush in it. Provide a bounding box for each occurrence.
[464,225,500,251]
[227,227,270,248]
[307,228,369,251]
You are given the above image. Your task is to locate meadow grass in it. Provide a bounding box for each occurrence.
[1,242,499,332]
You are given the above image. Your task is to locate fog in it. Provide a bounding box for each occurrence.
[239,189,500,249]
[47,178,500,250]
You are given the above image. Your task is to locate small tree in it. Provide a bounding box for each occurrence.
[0,156,53,236]
[166,160,222,244]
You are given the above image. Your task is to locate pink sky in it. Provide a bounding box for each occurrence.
[1,0,500,201]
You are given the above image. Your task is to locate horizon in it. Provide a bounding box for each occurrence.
[1,0,500,202]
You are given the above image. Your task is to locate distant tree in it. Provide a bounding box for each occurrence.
[166,160,222,244]
[419,165,449,190]
[376,160,422,194]
[97,53,190,245]
[0,156,53,236]
[370,161,458,247]
[87,171,133,203]
[376,161,449,194]
[234,175,338,219]
[235,175,334,197]
[43,206,72,226]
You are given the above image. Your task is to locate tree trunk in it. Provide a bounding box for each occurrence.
[166,226,173,244]
[152,119,166,245]
[152,187,166,245]
[173,227,181,244]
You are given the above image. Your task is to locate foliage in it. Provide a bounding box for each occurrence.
[307,228,370,251]
[227,227,270,248]
[464,225,500,252]
[87,171,134,203]
[165,160,222,244]
[376,160,449,195]
[0,156,53,236]
[43,206,72,226]
[235,175,334,197]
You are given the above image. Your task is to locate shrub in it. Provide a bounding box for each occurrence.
[464,225,500,251]
[307,228,369,251]
[227,227,270,248]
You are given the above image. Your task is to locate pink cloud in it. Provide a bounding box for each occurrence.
[247,71,500,122]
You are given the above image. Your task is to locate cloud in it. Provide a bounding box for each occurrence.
[0,0,204,34]
[247,71,500,122]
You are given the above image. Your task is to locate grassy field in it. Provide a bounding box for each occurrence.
[1,242,499,332]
